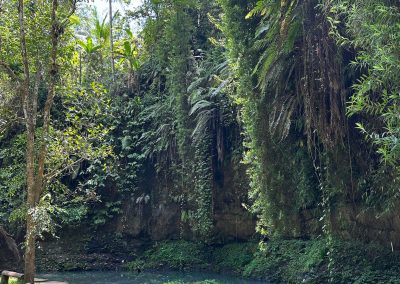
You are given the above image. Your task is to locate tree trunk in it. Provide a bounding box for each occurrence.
[24,209,36,283]
[24,106,36,283]
[24,115,36,284]
[20,0,59,282]
[109,0,115,81]
[18,0,36,281]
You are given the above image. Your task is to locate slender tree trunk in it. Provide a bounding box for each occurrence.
[18,0,37,281]
[24,204,36,283]
[36,0,58,201]
[24,65,43,282]
[109,0,115,81]
[21,0,59,281]
[24,116,36,283]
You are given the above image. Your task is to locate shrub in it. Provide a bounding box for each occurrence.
[127,240,209,270]
[213,242,257,273]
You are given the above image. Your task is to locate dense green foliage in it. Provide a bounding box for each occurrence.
[215,0,400,239]
[328,0,400,165]
[0,0,399,281]
[124,239,400,283]
[0,0,396,240]
[127,240,210,270]
[126,240,257,273]
[243,239,400,283]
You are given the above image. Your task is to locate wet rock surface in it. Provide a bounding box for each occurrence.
[36,231,146,272]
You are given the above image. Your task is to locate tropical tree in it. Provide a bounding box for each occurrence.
[0,1,112,282]
[0,1,78,281]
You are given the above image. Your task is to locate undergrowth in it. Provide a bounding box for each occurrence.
[213,242,257,274]
[243,239,400,283]
[9,278,24,284]
[127,239,400,283]
[126,240,210,270]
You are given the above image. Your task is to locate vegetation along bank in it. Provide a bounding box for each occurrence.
[0,0,399,283]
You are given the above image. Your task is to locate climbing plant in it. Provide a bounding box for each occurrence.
[326,0,400,165]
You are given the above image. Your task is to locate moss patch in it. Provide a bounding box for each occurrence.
[213,242,257,274]
[9,278,24,284]
[128,240,210,270]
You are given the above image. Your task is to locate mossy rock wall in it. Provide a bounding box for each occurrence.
[111,157,255,242]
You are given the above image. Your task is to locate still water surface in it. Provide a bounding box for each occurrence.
[40,271,266,284]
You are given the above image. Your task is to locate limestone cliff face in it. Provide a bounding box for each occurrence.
[276,205,400,250]
[331,206,400,250]
[28,142,256,272]
[114,161,256,242]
